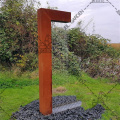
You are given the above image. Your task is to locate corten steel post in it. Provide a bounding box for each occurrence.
[37,8,71,115]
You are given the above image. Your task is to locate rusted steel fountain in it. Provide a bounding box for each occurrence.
[37,8,71,115]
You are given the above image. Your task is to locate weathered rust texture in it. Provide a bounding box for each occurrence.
[37,8,71,115]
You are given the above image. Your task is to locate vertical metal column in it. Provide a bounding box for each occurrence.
[37,8,71,115]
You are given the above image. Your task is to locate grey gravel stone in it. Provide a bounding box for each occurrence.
[11,96,105,120]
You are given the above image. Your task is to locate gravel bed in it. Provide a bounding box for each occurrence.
[11,96,105,120]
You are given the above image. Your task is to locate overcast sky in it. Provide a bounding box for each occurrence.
[39,0,120,43]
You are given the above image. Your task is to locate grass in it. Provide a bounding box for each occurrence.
[0,85,39,120]
[53,71,120,120]
[0,70,120,120]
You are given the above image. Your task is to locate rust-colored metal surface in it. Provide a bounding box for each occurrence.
[37,8,71,115]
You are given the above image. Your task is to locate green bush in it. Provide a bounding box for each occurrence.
[52,27,81,76]
[67,28,114,60]
[15,52,38,71]
[67,28,120,80]
[0,0,38,66]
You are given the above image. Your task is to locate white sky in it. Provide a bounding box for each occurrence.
[38,0,120,43]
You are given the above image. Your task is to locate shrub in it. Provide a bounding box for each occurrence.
[52,27,81,76]
[15,52,38,71]
[0,0,39,66]
[67,27,120,80]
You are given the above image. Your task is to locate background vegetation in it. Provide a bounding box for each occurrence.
[109,43,120,50]
[0,0,120,120]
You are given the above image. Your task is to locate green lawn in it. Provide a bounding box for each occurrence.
[0,70,120,120]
